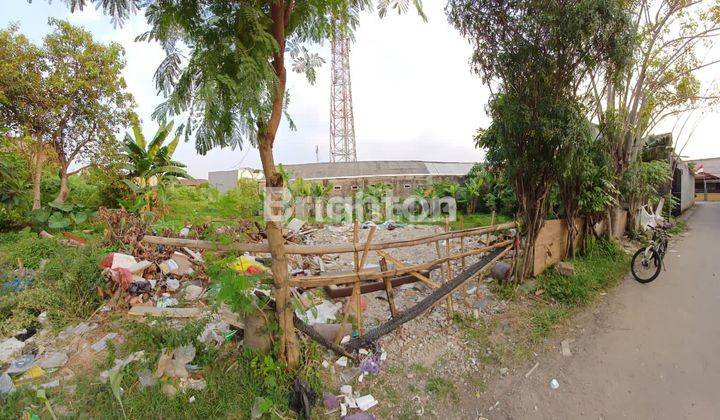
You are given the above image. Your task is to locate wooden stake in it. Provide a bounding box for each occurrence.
[379,257,398,317]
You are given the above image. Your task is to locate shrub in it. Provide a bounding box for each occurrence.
[6,229,61,269]
[0,240,106,335]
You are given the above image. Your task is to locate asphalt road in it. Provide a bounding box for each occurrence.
[471,201,720,419]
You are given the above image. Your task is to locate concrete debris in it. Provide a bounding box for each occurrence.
[561,339,573,357]
[0,373,15,394]
[555,261,575,276]
[355,394,379,411]
[0,338,26,364]
[336,356,349,367]
[183,285,204,301]
[91,333,118,352]
[37,351,68,369]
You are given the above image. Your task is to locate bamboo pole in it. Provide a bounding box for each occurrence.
[379,257,398,317]
[141,222,517,255]
[460,217,468,307]
[288,239,514,288]
[444,218,454,318]
[353,220,362,334]
[375,250,440,289]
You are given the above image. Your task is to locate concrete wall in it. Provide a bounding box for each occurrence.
[208,170,239,193]
[679,161,695,212]
[320,175,465,198]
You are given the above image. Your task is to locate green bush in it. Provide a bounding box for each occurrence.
[6,229,61,269]
[0,239,106,335]
[537,239,627,307]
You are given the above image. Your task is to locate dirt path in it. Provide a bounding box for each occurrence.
[458,202,720,419]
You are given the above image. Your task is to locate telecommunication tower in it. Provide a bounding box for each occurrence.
[329,29,357,162]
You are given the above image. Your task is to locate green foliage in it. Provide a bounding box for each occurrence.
[210,261,264,318]
[31,201,96,230]
[0,238,107,336]
[537,239,627,307]
[121,118,191,218]
[425,376,457,400]
[154,181,261,232]
[5,228,60,269]
[621,160,672,211]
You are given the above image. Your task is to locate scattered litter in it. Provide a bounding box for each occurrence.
[359,354,382,374]
[155,346,196,379]
[129,260,154,275]
[20,365,47,380]
[162,383,178,398]
[0,373,15,394]
[300,300,342,325]
[101,253,136,270]
[183,284,204,301]
[91,333,118,352]
[58,322,98,340]
[189,396,196,403]
[185,378,207,390]
[324,392,341,410]
[41,379,60,389]
[525,361,539,378]
[6,354,36,375]
[355,394,378,411]
[137,369,156,390]
[37,352,68,369]
[166,277,181,292]
[499,367,509,376]
[322,360,330,369]
[336,356,349,367]
[100,351,145,383]
[561,339,573,357]
[289,378,317,418]
[230,255,268,274]
[286,218,306,234]
[550,378,560,389]
[555,261,575,276]
[251,396,265,419]
[156,296,179,308]
[343,413,377,420]
[340,385,353,397]
[361,221,376,229]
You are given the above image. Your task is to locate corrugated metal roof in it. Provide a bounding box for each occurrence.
[688,157,720,177]
[280,160,474,180]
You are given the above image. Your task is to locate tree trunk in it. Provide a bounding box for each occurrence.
[259,140,300,367]
[55,167,70,203]
[31,149,45,210]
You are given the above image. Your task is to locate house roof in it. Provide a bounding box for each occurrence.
[687,157,720,177]
[280,160,475,180]
[179,178,208,187]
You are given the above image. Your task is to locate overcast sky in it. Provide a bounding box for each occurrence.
[3,1,718,178]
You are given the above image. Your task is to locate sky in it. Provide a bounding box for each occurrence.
[2,1,718,178]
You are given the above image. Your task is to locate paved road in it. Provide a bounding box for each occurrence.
[474,202,720,419]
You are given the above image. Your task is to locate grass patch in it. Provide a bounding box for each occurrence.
[425,376,456,400]
[527,239,628,340]
[667,219,688,235]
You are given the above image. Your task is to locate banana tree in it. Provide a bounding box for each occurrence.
[121,119,190,216]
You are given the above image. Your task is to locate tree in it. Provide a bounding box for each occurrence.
[122,118,190,215]
[44,20,134,203]
[0,25,54,210]
[447,0,633,279]
[0,20,134,206]
[586,0,720,202]
[69,0,424,367]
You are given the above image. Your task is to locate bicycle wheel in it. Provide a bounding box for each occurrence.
[631,247,661,283]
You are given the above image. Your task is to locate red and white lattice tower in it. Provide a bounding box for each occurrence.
[329,30,357,162]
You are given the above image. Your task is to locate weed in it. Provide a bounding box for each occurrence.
[531,305,567,339]
[425,376,456,400]
[489,279,517,300]
[5,229,61,269]
[667,219,687,235]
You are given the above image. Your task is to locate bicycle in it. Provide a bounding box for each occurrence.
[630,225,669,283]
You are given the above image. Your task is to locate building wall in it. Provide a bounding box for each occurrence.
[208,170,240,193]
[695,192,720,202]
[320,175,465,198]
[679,162,695,212]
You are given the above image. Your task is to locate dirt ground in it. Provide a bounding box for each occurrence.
[451,202,720,419]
